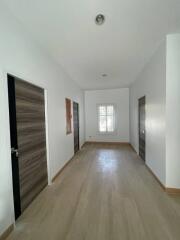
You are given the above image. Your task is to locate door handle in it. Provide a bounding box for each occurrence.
[11,147,19,158]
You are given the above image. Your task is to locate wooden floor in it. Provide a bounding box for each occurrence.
[6,143,180,240]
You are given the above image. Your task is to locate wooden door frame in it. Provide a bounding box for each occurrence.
[138,96,146,161]
[7,72,51,220]
[73,101,80,154]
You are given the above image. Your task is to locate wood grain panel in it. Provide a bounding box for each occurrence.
[15,79,48,211]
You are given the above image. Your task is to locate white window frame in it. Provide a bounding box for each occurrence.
[97,104,116,134]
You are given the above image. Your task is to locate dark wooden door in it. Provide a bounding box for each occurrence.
[8,75,48,219]
[138,96,146,161]
[73,102,79,154]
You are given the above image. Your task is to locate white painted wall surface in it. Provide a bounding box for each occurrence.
[129,41,166,185]
[0,3,85,236]
[166,34,180,188]
[85,88,129,142]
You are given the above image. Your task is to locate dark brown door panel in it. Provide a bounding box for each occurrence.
[73,102,80,154]
[138,96,146,161]
[8,75,48,218]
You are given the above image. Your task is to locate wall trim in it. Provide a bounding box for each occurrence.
[52,156,74,182]
[85,141,130,145]
[52,142,86,183]
[129,144,180,194]
[166,188,180,194]
[145,164,166,191]
[80,142,86,148]
[146,162,180,194]
[129,143,137,153]
[0,224,14,240]
[145,162,180,194]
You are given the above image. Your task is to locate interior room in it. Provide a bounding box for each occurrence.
[1,0,180,239]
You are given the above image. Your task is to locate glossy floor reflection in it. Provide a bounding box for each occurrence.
[97,150,118,173]
[6,143,180,240]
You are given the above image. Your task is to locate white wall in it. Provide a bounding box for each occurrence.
[85,88,129,142]
[166,34,180,188]
[129,41,166,185]
[0,3,85,236]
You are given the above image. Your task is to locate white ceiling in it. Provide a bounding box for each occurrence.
[3,0,180,89]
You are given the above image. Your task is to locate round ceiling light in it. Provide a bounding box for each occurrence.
[95,14,105,25]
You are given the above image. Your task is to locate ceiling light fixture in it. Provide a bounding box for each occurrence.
[102,74,107,77]
[95,14,105,25]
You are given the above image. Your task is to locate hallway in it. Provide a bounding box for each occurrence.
[6,143,180,240]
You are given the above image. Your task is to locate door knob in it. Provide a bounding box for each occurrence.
[11,147,19,157]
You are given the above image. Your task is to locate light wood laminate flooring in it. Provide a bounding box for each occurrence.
[6,143,180,240]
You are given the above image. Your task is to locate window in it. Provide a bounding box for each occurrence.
[65,98,72,134]
[98,104,115,133]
